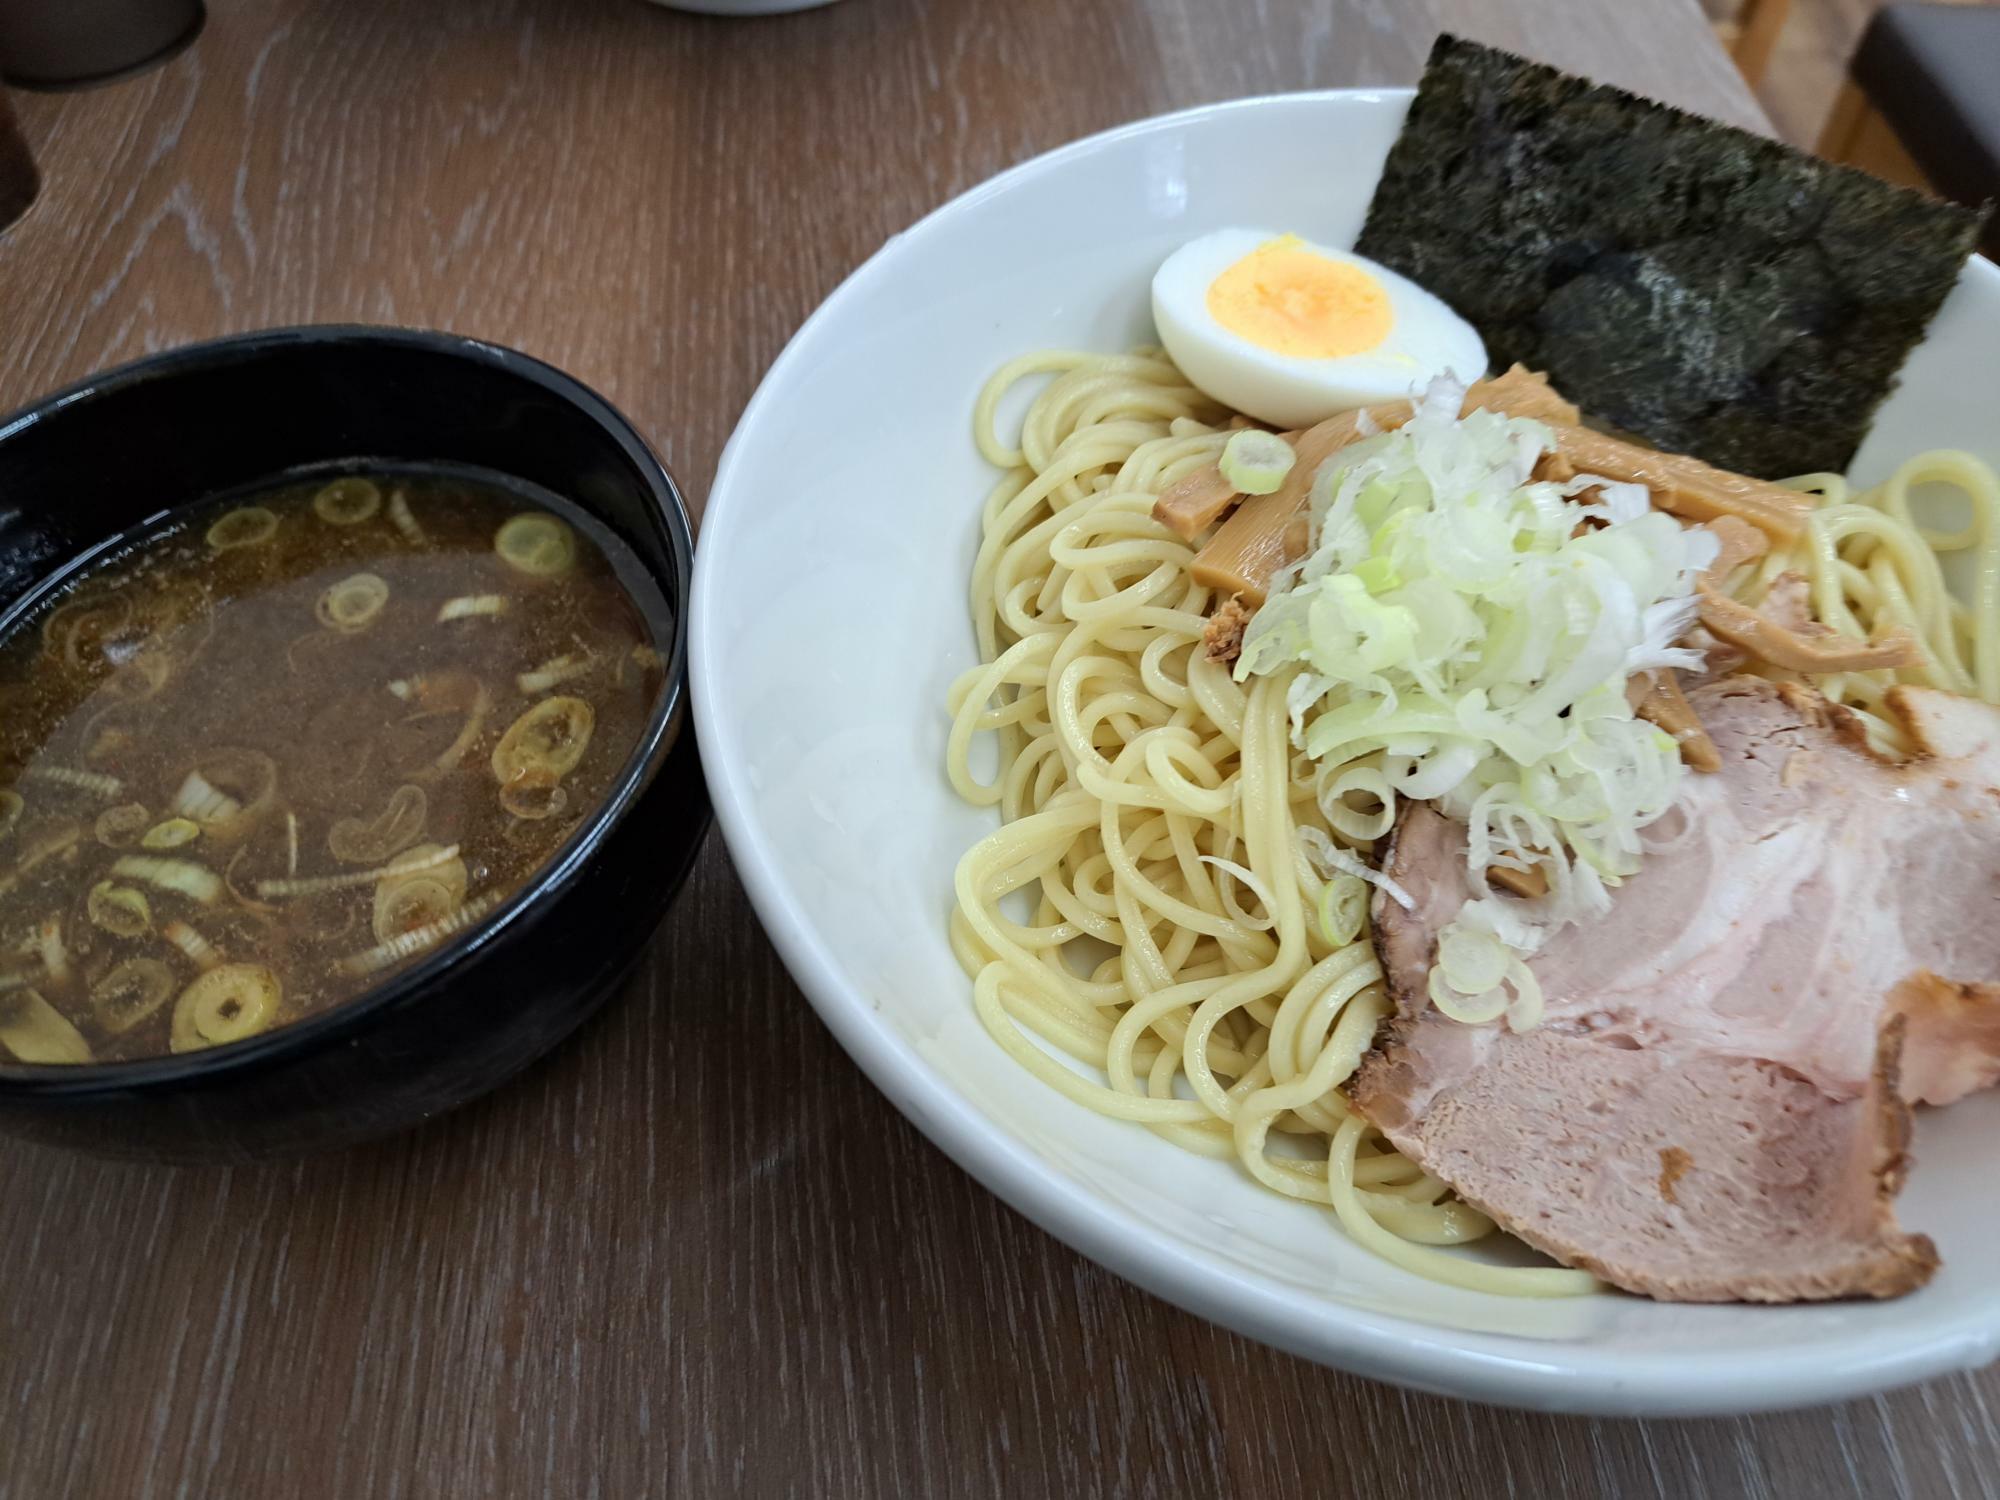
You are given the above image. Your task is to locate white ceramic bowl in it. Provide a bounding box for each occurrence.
[692,89,2000,1415]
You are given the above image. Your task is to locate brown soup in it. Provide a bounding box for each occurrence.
[0,468,665,1064]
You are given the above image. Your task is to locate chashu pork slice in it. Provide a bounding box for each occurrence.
[1352,678,2000,1302]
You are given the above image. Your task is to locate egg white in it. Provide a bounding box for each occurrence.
[1152,227,1487,429]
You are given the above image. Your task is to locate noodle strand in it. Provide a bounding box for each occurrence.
[948,350,1594,1295]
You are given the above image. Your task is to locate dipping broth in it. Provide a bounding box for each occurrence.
[0,470,665,1064]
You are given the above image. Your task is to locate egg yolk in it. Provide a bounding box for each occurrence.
[1206,237,1393,360]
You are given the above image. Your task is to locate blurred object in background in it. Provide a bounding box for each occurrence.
[0,0,204,91]
[640,0,839,14]
[1819,2,2000,257]
[1722,0,1995,152]
[1708,0,1795,85]
[0,93,35,235]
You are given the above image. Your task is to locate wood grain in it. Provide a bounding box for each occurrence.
[0,93,34,232]
[1,1,1990,1496]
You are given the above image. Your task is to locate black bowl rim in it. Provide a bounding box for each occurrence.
[0,324,696,1095]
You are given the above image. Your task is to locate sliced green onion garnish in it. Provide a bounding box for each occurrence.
[1315,874,1369,947]
[1218,429,1296,496]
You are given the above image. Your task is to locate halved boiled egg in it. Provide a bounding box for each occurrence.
[1152,229,1486,429]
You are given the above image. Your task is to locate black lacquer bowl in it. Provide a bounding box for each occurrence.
[0,327,706,1161]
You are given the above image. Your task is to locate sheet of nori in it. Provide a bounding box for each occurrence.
[1354,35,1988,479]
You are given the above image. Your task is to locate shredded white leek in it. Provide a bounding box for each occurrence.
[1196,854,1277,924]
[1297,824,1414,910]
[171,771,242,827]
[255,842,460,900]
[437,594,510,623]
[516,652,595,695]
[110,855,222,905]
[162,920,222,972]
[25,765,124,800]
[388,488,427,545]
[338,890,500,975]
[1237,376,1717,1026]
[36,917,68,988]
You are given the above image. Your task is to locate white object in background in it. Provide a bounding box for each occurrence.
[691,87,2000,1417]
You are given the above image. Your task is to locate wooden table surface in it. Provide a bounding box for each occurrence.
[1,1,1993,1495]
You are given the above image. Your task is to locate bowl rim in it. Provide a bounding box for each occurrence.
[0,324,696,1094]
[691,85,2000,1415]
